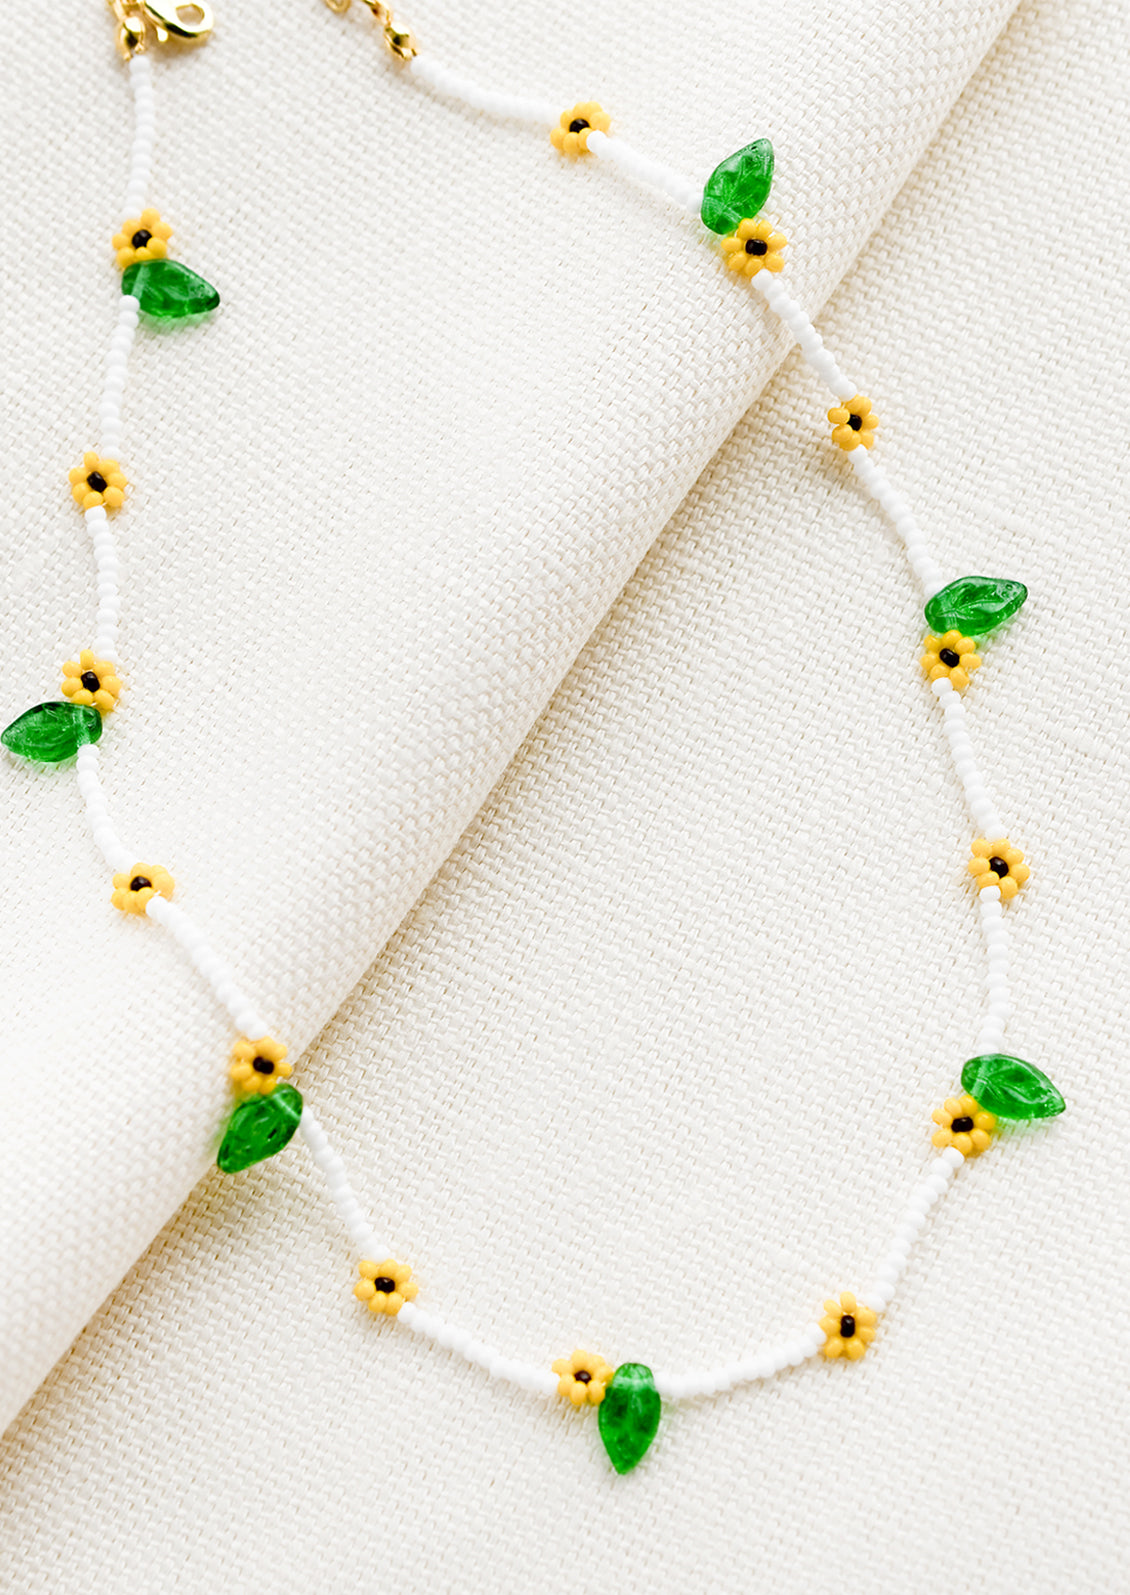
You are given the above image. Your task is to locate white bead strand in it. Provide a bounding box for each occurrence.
[294,1110,554,1394]
[751,271,856,399]
[974,885,1011,1054]
[98,295,140,462]
[584,130,701,212]
[144,896,271,1041]
[407,53,558,127]
[406,59,702,210]
[298,1107,386,1258]
[84,506,123,660]
[74,744,132,873]
[866,1148,964,1311]
[399,49,960,616]
[848,446,946,599]
[298,1103,962,1402]
[652,1323,826,1400]
[398,1303,559,1395]
[929,676,1006,838]
[124,52,156,217]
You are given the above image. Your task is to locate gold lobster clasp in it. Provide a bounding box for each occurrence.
[107,0,214,58]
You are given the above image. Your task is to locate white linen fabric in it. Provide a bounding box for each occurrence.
[3,0,1129,1588]
[0,0,1019,1420]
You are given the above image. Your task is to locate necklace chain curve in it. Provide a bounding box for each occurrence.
[2,7,1067,1476]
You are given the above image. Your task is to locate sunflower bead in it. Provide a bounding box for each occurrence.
[60,649,122,715]
[921,630,981,691]
[69,452,127,512]
[932,1093,997,1157]
[113,208,173,270]
[110,862,174,915]
[550,101,610,156]
[720,216,787,276]
[968,837,1030,901]
[229,1035,291,1097]
[552,1349,616,1407]
[819,1292,877,1361]
[828,395,879,451]
[355,1258,418,1316]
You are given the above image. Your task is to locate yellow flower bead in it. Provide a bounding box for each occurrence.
[551,1348,616,1406]
[60,649,122,715]
[968,837,1030,901]
[110,862,174,915]
[112,208,173,270]
[68,452,127,512]
[819,1292,878,1361]
[931,1093,997,1157]
[355,1258,418,1316]
[827,395,879,452]
[719,216,788,277]
[921,630,981,692]
[229,1035,291,1097]
[550,101,610,156]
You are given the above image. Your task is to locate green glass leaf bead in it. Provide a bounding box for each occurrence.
[1,700,102,763]
[122,259,220,320]
[923,576,1027,637]
[700,139,774,235]
[217,1083,303,1173]
[598,1363,662,1474]
[960,1054,1066,1121]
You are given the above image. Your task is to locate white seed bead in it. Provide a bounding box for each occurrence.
[124,55,155,215]
[407,54,559,127]
[846,450,945,597]
[144,898,270,1037]
[584,130,701,211]
[73,745,132,871]
[753,273,856,396]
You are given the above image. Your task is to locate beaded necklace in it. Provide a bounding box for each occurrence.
[4,0,1067,1475]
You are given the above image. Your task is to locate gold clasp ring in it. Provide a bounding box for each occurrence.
[107,0,214,57]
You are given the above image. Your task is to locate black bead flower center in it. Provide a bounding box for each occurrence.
[129,875,152,892]
[840,1314,856,1338]
[951,1115,974,1133]
[252,1056,275,1075]
[374,1276,397,1293]
[131,229,153,249]
[574,1369,592,1384]
[80,670,101,691]
[939,648,961,668]
[848,413,863,431]
[568,118,590,133]
[989,856,1009,876]
[745,237,768,256]
[86,471,108,493]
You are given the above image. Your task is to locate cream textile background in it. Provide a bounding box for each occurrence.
[4,0,1130,1590]
[0,0,1020,1425]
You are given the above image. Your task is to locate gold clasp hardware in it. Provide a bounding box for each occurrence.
[107,0,214,58]
[321,0,417,60]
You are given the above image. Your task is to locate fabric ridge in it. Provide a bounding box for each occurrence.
[0,0,1022,1436]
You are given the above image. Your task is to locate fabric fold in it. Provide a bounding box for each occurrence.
[0,0,1018,1429]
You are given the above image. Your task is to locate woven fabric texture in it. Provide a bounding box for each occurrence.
[0,0,1018,1425]
[4,0,1129,1589]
